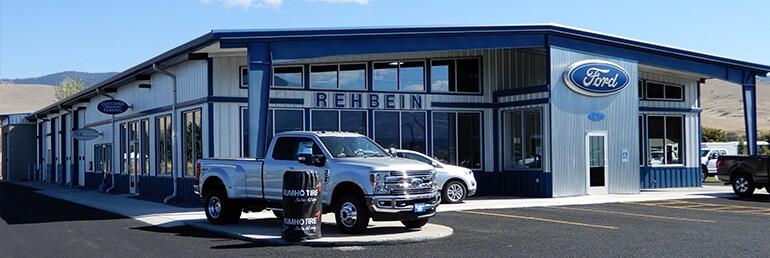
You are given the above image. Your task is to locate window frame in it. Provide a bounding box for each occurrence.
[271,65,305,89]
[372,60,427,93]
[502,107,544,171]
[270,108,306,136]
[645,114,686,166]
[430,110,484,170]
[239,106,249,158]
[309,62,368,91]
[155,114,173,177]
[641,79,685,102]
[239,65,248,89]
[372,110,428,153]
[430,57,483,94]
[309,109,369,135]
[181,108,203,177]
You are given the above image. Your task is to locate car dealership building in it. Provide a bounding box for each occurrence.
[29,24,770,204]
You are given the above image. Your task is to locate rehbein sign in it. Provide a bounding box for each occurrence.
[563,60,629,96]
[97,99,129,115]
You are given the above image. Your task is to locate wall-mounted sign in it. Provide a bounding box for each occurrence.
[73,128,100,141]
[97,99,129,115]
[621,149,630,162]
[314,92,423,110]
[587,112,605,122]
[563,60,630,97]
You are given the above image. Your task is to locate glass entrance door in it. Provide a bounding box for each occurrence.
[586,131,608,194]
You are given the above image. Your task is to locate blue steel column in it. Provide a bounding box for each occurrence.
[247,42,272,158]
[742,73,758,155]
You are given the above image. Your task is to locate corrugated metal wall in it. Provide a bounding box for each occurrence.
[550,46,640,197]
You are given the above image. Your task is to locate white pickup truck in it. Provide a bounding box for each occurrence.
[194,131,440,234]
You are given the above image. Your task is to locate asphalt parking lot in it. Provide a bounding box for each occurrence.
[4,181,770,257]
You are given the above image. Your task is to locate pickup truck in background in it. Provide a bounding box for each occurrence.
[194,131,440,234]
[700,148,728,181]
[716,155,770,196]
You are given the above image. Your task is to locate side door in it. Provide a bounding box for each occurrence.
[261,136,324,202]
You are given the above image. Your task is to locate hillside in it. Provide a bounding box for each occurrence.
[0,84,57,115]
[700,79,770,133]
[0,71,117,87]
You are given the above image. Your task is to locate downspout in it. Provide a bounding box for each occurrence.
[153,64,178,204]
[97,89,118,194]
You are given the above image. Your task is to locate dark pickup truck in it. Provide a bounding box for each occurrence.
[717,155,770,196]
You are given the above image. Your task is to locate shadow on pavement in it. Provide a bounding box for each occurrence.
[701,192,770,203]
[0,182,125,225]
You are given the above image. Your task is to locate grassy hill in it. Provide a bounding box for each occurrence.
[700,79,770,133]
[0,71,117,87]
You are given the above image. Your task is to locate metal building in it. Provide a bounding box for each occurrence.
[29,24,770,204]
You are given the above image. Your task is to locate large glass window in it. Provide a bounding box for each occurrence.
[182,109,202,177]
[431,58,481,93]
[373,61,425,91]
[310,65,338,89]
[156,115,172,176]
[373,111,426,153]
[643,80,684,101]
[647,116,683,165]
[120,123,127,174]
[240,107,249,157]
[432,112,482,169]
[309,63,367,90]
[311,110,339,131]
[503,109,542,169]
[340,111,367,135]
[128,121,138,177]
[141,119,149,175]
[273,109,304,134]
[273,66,303,88]
[339,64,366,90]
[93,144,112,173]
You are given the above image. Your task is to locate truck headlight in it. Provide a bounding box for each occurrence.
[369,171,392,194]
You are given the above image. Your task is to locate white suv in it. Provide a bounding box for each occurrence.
[392,149,478,203]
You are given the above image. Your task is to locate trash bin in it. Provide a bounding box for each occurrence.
[281,170,322,241]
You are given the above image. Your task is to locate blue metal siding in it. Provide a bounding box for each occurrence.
[84,173,103,190]
[137,176,173,202]
[176,177,203,207]
[473,171,552,197]
[640,167,701,189]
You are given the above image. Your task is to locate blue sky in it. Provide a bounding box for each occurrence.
[1,0,769,78]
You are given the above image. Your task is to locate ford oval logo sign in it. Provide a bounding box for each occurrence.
[97,99,129,115]
[563,60,630,96]
[587,112,605,122]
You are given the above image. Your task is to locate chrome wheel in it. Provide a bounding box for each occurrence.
[339,202,358,227]
[735,177,750,193]
[446,183,465,203]
[208,197,222,219]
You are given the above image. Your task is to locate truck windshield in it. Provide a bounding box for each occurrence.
[701,150,710,157]
[320,136,389,158]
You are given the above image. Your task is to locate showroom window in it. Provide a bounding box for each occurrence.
[310,110,367,135]
[503,109,543,169]
[155,114,172,176]
[373,61,425,92]
[310,63,366,90]
[182,109,202,177]
[642,80,684,101]
[273,66,304,88]
[119,123,127,174]
[433,112,482,169]
[240,107,249,157]
[646,115,684,165]
[431,58,481,93]
[93,144,112,173]
[373,111,426,153]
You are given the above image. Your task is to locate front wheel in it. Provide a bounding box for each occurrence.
[442,181,467,204]
[204,189,241,225]
[401,218,429,229]
[732,174,755,197]
[701,166,708,182]
[334,194,370,234]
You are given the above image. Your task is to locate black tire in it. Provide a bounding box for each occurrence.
[204,189,241,225]
[732,174,755,197]
[334,193,370,234]
[701,166,708,182]
[442,180,467,204]
[401,218,429,229]
[272,210,283,220]
[766,187,770,194]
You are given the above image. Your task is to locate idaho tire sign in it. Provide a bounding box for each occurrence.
[563,60,629,97]
[97,99,129,115]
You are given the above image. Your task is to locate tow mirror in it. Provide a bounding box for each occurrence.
[297,147,314,165]
[389,147,397,156]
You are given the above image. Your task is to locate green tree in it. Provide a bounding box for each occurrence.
[737,136,747,155]
[701,127,728,142]
[55,77,85,100]
[759,130,770,142]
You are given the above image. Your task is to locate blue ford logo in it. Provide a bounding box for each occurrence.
[563,60,629,96]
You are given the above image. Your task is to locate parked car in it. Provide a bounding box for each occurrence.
[700,148,728,181]
[716,155,770,196]
[194,131,440,234]
[391,149,477,204]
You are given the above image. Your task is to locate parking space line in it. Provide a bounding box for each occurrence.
[622,201,770,216]
[457,210,618,230]
[547,206,716,223]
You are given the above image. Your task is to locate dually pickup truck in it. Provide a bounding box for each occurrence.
[716,155,770,196]
[194,131,440,233]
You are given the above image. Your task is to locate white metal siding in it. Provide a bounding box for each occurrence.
[213,56,248,97]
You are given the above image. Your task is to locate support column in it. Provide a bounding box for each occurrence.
[247,42,272,159]
[742,73,758,155]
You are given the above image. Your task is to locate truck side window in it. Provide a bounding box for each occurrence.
[272,137,323,161]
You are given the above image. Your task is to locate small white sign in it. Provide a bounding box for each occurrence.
[621,149,629,162]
